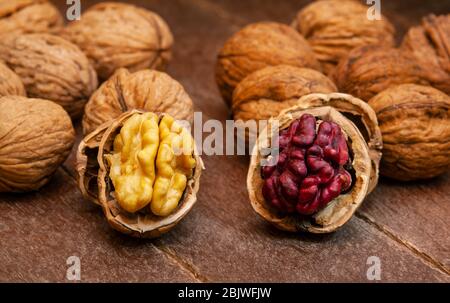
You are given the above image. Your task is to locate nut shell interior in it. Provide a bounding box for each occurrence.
[76,110,203,238]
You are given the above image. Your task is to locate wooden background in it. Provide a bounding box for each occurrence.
[0,0,449,282]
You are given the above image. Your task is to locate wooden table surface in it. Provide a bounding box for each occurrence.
[0,0,449,282]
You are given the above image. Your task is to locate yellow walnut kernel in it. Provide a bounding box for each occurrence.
[151,115,196,216]
[106,113,160,213]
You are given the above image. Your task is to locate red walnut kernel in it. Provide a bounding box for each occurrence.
[247,93,380,233]
[261,114,352,216]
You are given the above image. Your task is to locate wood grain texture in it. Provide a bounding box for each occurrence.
[0,0,448,282]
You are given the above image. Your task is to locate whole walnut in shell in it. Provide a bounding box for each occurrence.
[82,68,194,135]
[401,14,450,95]
[333,46,431,101]
[0,96,75,192]
[232,65,337,141]
[0,0,63,37]
[61,2,174,81]
[0,34,98,119]
[216,22,321,104]
[0,61,26,97]
[292,0,395,75]
[368,84,450,181]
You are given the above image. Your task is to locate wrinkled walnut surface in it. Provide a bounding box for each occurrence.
[0,34,98,119]
[401,14,450,95]
[248,94,375,233]
[0,61,26,97]
[0,96,75,192]
[106,113,196,216]
[0,0,63,37]
[292,0,395,75]
[216,22,321,104]
[368,84,450,181]
[61,2,174,80]
[232,65,337,122]
[76,110,203,238]
[82,68,194,135]
[333,46,431,102]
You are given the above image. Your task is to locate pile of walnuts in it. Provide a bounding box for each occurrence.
[0,0,449,236]
[215,1,450,232]
[0,1,201,237]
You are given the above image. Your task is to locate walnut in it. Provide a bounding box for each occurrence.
[368,84,450,181]
[333,45,432,102]
[0,34,98,119]
[401,14,450,95]
[0,0,63,37]
[76,110,203,238]
[61,2,174,81]
[216,22,321,104]
[0,96,75,192]
[0,61,26,97]
[292,0,395,75]
[82,68,194,136]
[232,65,337,141]
[247,93,382,233]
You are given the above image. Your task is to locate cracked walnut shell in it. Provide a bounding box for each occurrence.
[216,22,321,104]
[0,61,26,98]
[292,0,395,75]
[0,96,75,192]
[61,2,174,81]
[368,84,450,181]
[76,110,203,238]
[401,14,450,95]
[0,34,98,119]
[0,0,63,37]
[248,93,381,233]
[82,68,194,136]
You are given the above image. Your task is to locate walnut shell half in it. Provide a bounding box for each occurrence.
[292,0,395,75]
[0,96,75,192]
[368,84,450,181]
[0,61,26,97]
[333,46,431,102]
[247,93,378,233]
[0,34,98,119]
[61,2,174,81]
[76,110,203,238]
[82,68,194,136]
[216,22,321,104]
[0,0,63,37]
[401,14,450,95]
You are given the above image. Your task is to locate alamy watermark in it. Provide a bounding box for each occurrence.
[66,0,81,21]
[66,255,81,281]
[367,0,382,20]
[366,256,382,281]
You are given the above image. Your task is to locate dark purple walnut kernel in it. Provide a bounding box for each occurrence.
[261,114,352,215]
